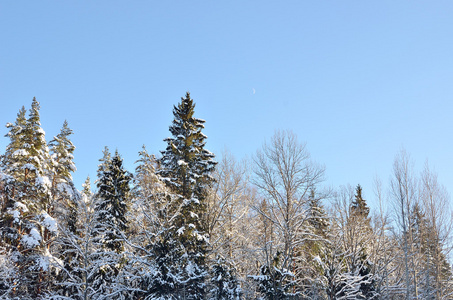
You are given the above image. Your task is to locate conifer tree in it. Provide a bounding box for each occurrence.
[131,145,161,229]
[209,256,241,300]
[48,120,77,203]
[131,146,184,299]
[0,107,29,297]
[350,185,370,219]
[1,106,27,241]
[133,146,158,198]
[302,188,330,298]
[92,149,132,298]
[158,92,216,299]
[340,185,375,299]
[1,106,27,181]
[250,251,296,299]
[0,98,60,298]
[45,121,80,298]
[57,175,112,300]
[95,149,131,253]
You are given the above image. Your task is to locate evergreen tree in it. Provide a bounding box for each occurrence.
[95,149,131,252]
[322,222,347,300]
[131,145,161,233]
[0,98,61,299]
[48,120,78,231]
[350,185,370,219]
[301,188,330,298]
[93,149,132,298]
[339,185,375,299]
[0,107,28,297]
[1,106,27,242]
[209,256,241,300]
[48,120,77,203]
[46,120,80,298]
[307,189,329,238]
[57,175,112,300]
[131,146,185,299]
[158,92,217,299]
[250,251,296,299]
[1,106,27,180]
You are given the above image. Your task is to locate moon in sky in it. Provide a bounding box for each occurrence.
[252,88,256,94]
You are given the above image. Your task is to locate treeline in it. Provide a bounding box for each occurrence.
[0,94,452,299]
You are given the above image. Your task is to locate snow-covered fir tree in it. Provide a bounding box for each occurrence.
[130,146,186,299]
[350,185,370,221]
[328,185,376,300]
[157,92,217,299]
[209,255,241,300]
[95,149,131,252]
[345,185,375,299]
[0,98,61,299]
[48,120,78,213]
[57,175,116,300]
[250,251,296,300]
[93,148,132,298]
[300,188,330,298]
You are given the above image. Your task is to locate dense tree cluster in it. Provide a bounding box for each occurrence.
[1,95,453,299]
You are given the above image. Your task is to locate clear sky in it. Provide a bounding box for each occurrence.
[1,1,453,209]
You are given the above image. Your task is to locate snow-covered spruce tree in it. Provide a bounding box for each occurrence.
[1,106,27,189]
[93,148,132,298]
[46,120,81,297]
[57,175,115,300]
[0,106,27,246]
[0,105,30,298]
[299,188,330,298]
[321,226,344,300]
[0,98,61,299]
[329,185,376,300]
[209,255,241,300]
[249,251,296,300]
[350,185,370,221]
[48,120,78,217]
[157,92,217,299]
[132,146,160,214]
[348,185,375,299]
[129,145,186,299]
[96,149,131,252]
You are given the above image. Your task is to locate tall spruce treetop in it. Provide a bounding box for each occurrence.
[49,120,76,184]
[0,99,60,298]
[2,98,51,213]
[23,97,50,176]
[350,184,370,219]
[159,92,216,236]
[307,188,329,237]
[95,149,131,252]
[158,92,216,299]
[48,120,79,228]
[159,92,216,200]
[1,106,27,176]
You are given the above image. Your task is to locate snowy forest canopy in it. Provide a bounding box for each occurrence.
[1,95,452,300]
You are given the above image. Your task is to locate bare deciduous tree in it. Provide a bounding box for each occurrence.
[205,150,251,259]
[419,162,453,299]
[390,149,419,300]
[252,130,325,293]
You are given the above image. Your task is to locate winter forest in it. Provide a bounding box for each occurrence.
[1,95,453,300]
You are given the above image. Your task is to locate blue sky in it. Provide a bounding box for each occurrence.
[1,1,453,208]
